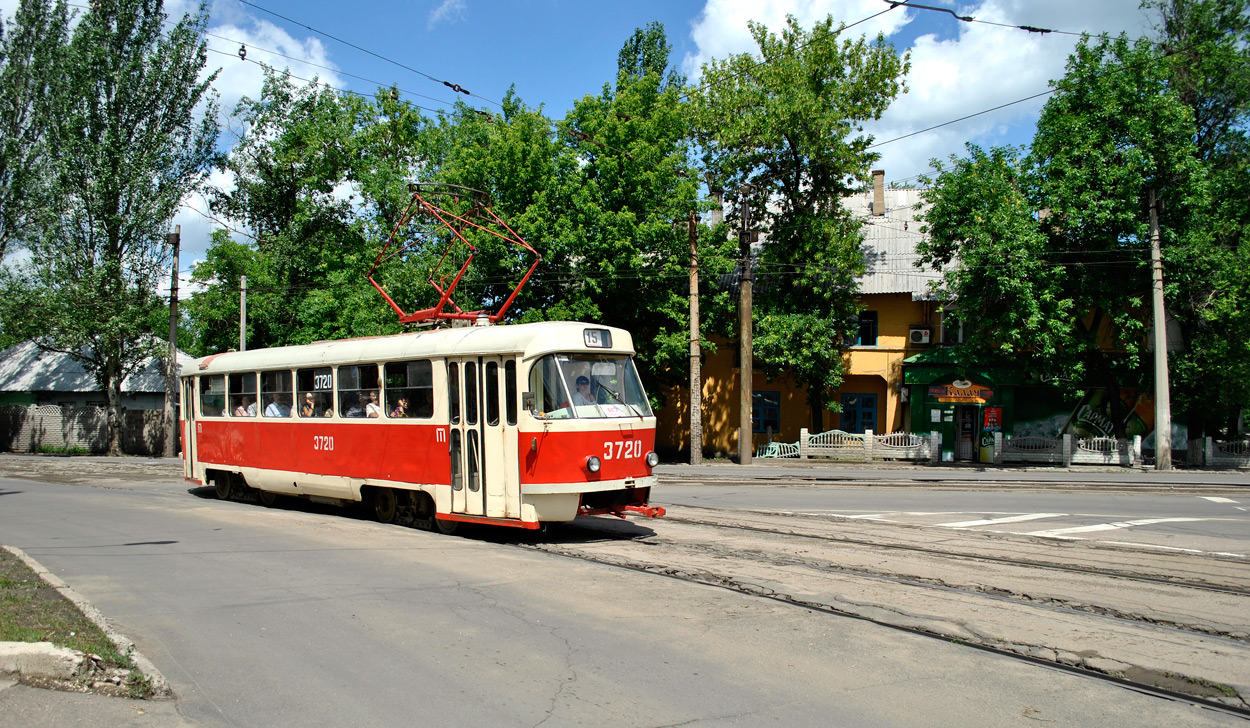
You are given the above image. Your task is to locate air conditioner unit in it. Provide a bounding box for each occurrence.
[909,326,932,345]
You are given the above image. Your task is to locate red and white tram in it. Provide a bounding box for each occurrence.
[179,321,664,532]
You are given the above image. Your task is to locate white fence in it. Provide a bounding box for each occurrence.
[0,405,171,456]
[755,429,940,463]
[993,433,1141,467]
[1205,438,1250,469]
[755,429,1146,468]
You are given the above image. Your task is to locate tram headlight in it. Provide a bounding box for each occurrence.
[586,456,602,473]
[646,451,660,468]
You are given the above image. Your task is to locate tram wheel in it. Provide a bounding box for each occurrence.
[257,489,279,507]
[373,487,398,524]
[434,516,459,535]
[213,475,231,500]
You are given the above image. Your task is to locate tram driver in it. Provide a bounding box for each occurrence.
[572,376,595,406]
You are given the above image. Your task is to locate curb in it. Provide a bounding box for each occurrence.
[1,545,171,698]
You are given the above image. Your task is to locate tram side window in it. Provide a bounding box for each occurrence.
[527,355,570,417]
[200,375,226,417]
[229,373,257,417]
[296,367,334,418]
[339,364,381,418]
[260,370,293,418]
[505,360,517,425]
[484,361,500,426]
[448,362,460,424]
[383,360,433,419]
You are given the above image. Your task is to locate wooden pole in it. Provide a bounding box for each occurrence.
[163,226,180,458]
[738,188,753,465]
[1149,189,1172,470]
[689,210,703,465]
[240,275,247,352]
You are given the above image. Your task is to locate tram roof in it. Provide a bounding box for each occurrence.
[186,321,636,375]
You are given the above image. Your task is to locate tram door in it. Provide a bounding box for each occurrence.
[181,378,196,481]
[448,358,516,519]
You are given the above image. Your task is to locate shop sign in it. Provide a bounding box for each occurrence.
[928,379,993,403]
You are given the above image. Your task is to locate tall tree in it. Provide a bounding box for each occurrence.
[8,0,219,454]
[205,70,394,349]
[921,18,1250,439]
[0,0,68,264]
[1146,0,1250,436]
[694,15,909,427]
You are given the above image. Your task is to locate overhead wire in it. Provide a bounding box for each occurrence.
[204,47,445,113]
[238,0,503,109]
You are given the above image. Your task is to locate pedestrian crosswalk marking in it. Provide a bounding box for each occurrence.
[1024,517,1204,538]
[938,513,1066,528]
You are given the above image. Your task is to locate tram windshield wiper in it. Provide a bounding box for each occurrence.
[597,382,644,420]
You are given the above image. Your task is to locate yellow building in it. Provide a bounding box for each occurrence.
[657,171,942,459]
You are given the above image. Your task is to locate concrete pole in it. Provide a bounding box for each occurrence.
[688,210,703,465]
[738,188,753,465]
[1149,189,1172,470]
[240,275,247,352]
[163,226,180,458]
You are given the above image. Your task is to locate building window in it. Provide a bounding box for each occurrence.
[857,310,879,346]
[840,393,877,434]
[941,307,964,345]
[752,391,781,434]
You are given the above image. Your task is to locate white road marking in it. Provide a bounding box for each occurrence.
[1025,517,1205,538]
[938,513,1067,528]
[1200,496,1238,503]
[1101,541,1250,559]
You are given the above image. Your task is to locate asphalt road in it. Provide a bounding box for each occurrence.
[0,462,1246,726]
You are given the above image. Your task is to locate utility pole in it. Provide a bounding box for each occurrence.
[163,226,180,458]
[240,275,247,352]
[688,210,703,465]
[738,187,753,466]
[1148,189,1172,470]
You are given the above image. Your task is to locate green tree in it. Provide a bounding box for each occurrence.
[918,145,1071,370]
[694,14,910,427]
[1149,0,1250,437]
[920,22,1250,439]
[205,70,405,349]
[0,0,68,263]
[7,0,219,454]
[432,24,714,384]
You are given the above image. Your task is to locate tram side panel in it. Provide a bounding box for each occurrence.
[193,419,453,499]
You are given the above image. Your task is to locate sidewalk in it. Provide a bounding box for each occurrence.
[0,546,184,728]
[656,459,1250,488]
[0,679,191,728]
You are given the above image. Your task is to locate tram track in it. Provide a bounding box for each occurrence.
[523,537,1250,721]
[516,506,1250,716]
[659,508,1250,599]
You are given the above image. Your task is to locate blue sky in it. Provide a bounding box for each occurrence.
[0,0,1158,284]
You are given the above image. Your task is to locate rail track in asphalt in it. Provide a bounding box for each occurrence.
[516,505,1250,719]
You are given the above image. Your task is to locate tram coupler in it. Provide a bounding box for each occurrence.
[616,504,666,519]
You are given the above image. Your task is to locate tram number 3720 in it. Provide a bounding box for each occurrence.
[603,439,644,461]
[313,435,335,451]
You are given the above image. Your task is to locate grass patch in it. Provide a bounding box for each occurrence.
[34,445,90,455]
[0,549,153,697]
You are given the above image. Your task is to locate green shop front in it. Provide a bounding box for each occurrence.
[903,350,1022,463]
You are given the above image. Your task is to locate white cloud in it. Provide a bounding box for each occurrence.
[428,0,467,30]
[682,0,910,80]
[204,17,342,132]
[683,0,1156,184]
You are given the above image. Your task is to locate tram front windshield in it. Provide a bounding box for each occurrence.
[529,353,652,419]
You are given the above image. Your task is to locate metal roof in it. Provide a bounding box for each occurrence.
[848,187,943,297]
[189,321,636,375]
[0,340,195,394]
